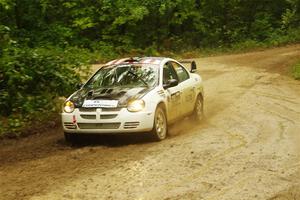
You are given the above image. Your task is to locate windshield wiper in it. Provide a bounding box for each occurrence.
[127,70,149,87]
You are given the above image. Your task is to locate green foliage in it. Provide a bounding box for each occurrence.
[2,0,300,50]
[0,44,92,136]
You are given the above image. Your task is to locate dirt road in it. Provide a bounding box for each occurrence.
[1,45,300,200]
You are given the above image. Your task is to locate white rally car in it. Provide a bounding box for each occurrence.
[62,57,204,142]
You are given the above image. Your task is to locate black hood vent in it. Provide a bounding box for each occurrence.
[70,86,152,107]
[87,90,94,99]
[100,89,107,94]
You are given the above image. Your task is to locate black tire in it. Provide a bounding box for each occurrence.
[193,95,204,122]
[151,106,168,141]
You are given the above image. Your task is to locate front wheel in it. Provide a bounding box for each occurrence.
[151,106,168,141]
[193,95,204,122]
[64,132,77,144]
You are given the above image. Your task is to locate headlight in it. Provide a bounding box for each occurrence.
[64,101,75,113]
[127,99,145,112]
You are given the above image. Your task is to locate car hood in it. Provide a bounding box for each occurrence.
[69,86,152,107]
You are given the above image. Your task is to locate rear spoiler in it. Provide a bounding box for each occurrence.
[179,60,197,73]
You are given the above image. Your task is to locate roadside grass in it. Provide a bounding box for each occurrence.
[0,98,64,138]
[92,28,300,62]
[292,61,300,80]
[176,41,300,59]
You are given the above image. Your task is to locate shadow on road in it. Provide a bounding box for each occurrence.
[62,133,154,148]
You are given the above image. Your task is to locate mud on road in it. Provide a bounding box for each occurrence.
[1,45,300,200]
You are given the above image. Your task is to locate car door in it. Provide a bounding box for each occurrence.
[162,62,182,122]
[170,61,196,116]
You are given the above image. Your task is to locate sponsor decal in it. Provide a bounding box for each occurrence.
[141,58,161,65]
[82,100,118,108]
[105,57,162,66]
[157,90,166,97]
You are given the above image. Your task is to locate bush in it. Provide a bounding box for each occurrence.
[0,45,92,136]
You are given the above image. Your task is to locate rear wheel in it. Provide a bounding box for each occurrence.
[193,95,204,122]
[151,106,168,141]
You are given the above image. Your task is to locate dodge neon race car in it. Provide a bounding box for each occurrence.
[62,57,204,142]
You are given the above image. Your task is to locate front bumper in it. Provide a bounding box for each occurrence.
[61,107,154,134]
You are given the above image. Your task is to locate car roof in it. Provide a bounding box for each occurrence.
[104,57,168,67]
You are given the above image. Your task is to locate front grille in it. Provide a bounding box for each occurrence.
[101,107,122,112]
[79,108,97,112]
[80,114,96,119]
[100,114,118,119]
[78,123,121,129]
[124,122,140,129]
[64,122,77,129]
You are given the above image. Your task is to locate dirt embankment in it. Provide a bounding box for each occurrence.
[0,45,300,200]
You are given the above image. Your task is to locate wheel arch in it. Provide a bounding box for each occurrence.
[156,101,168,120]
[157,101,167,113]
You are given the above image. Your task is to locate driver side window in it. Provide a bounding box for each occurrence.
[171,62,189,83]
[163,62,178,85]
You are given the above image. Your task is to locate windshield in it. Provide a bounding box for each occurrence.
[84,64,158,89]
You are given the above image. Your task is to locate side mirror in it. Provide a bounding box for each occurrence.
[163,79,179,89]
[179,60,197,73]
[190,61,197,73]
